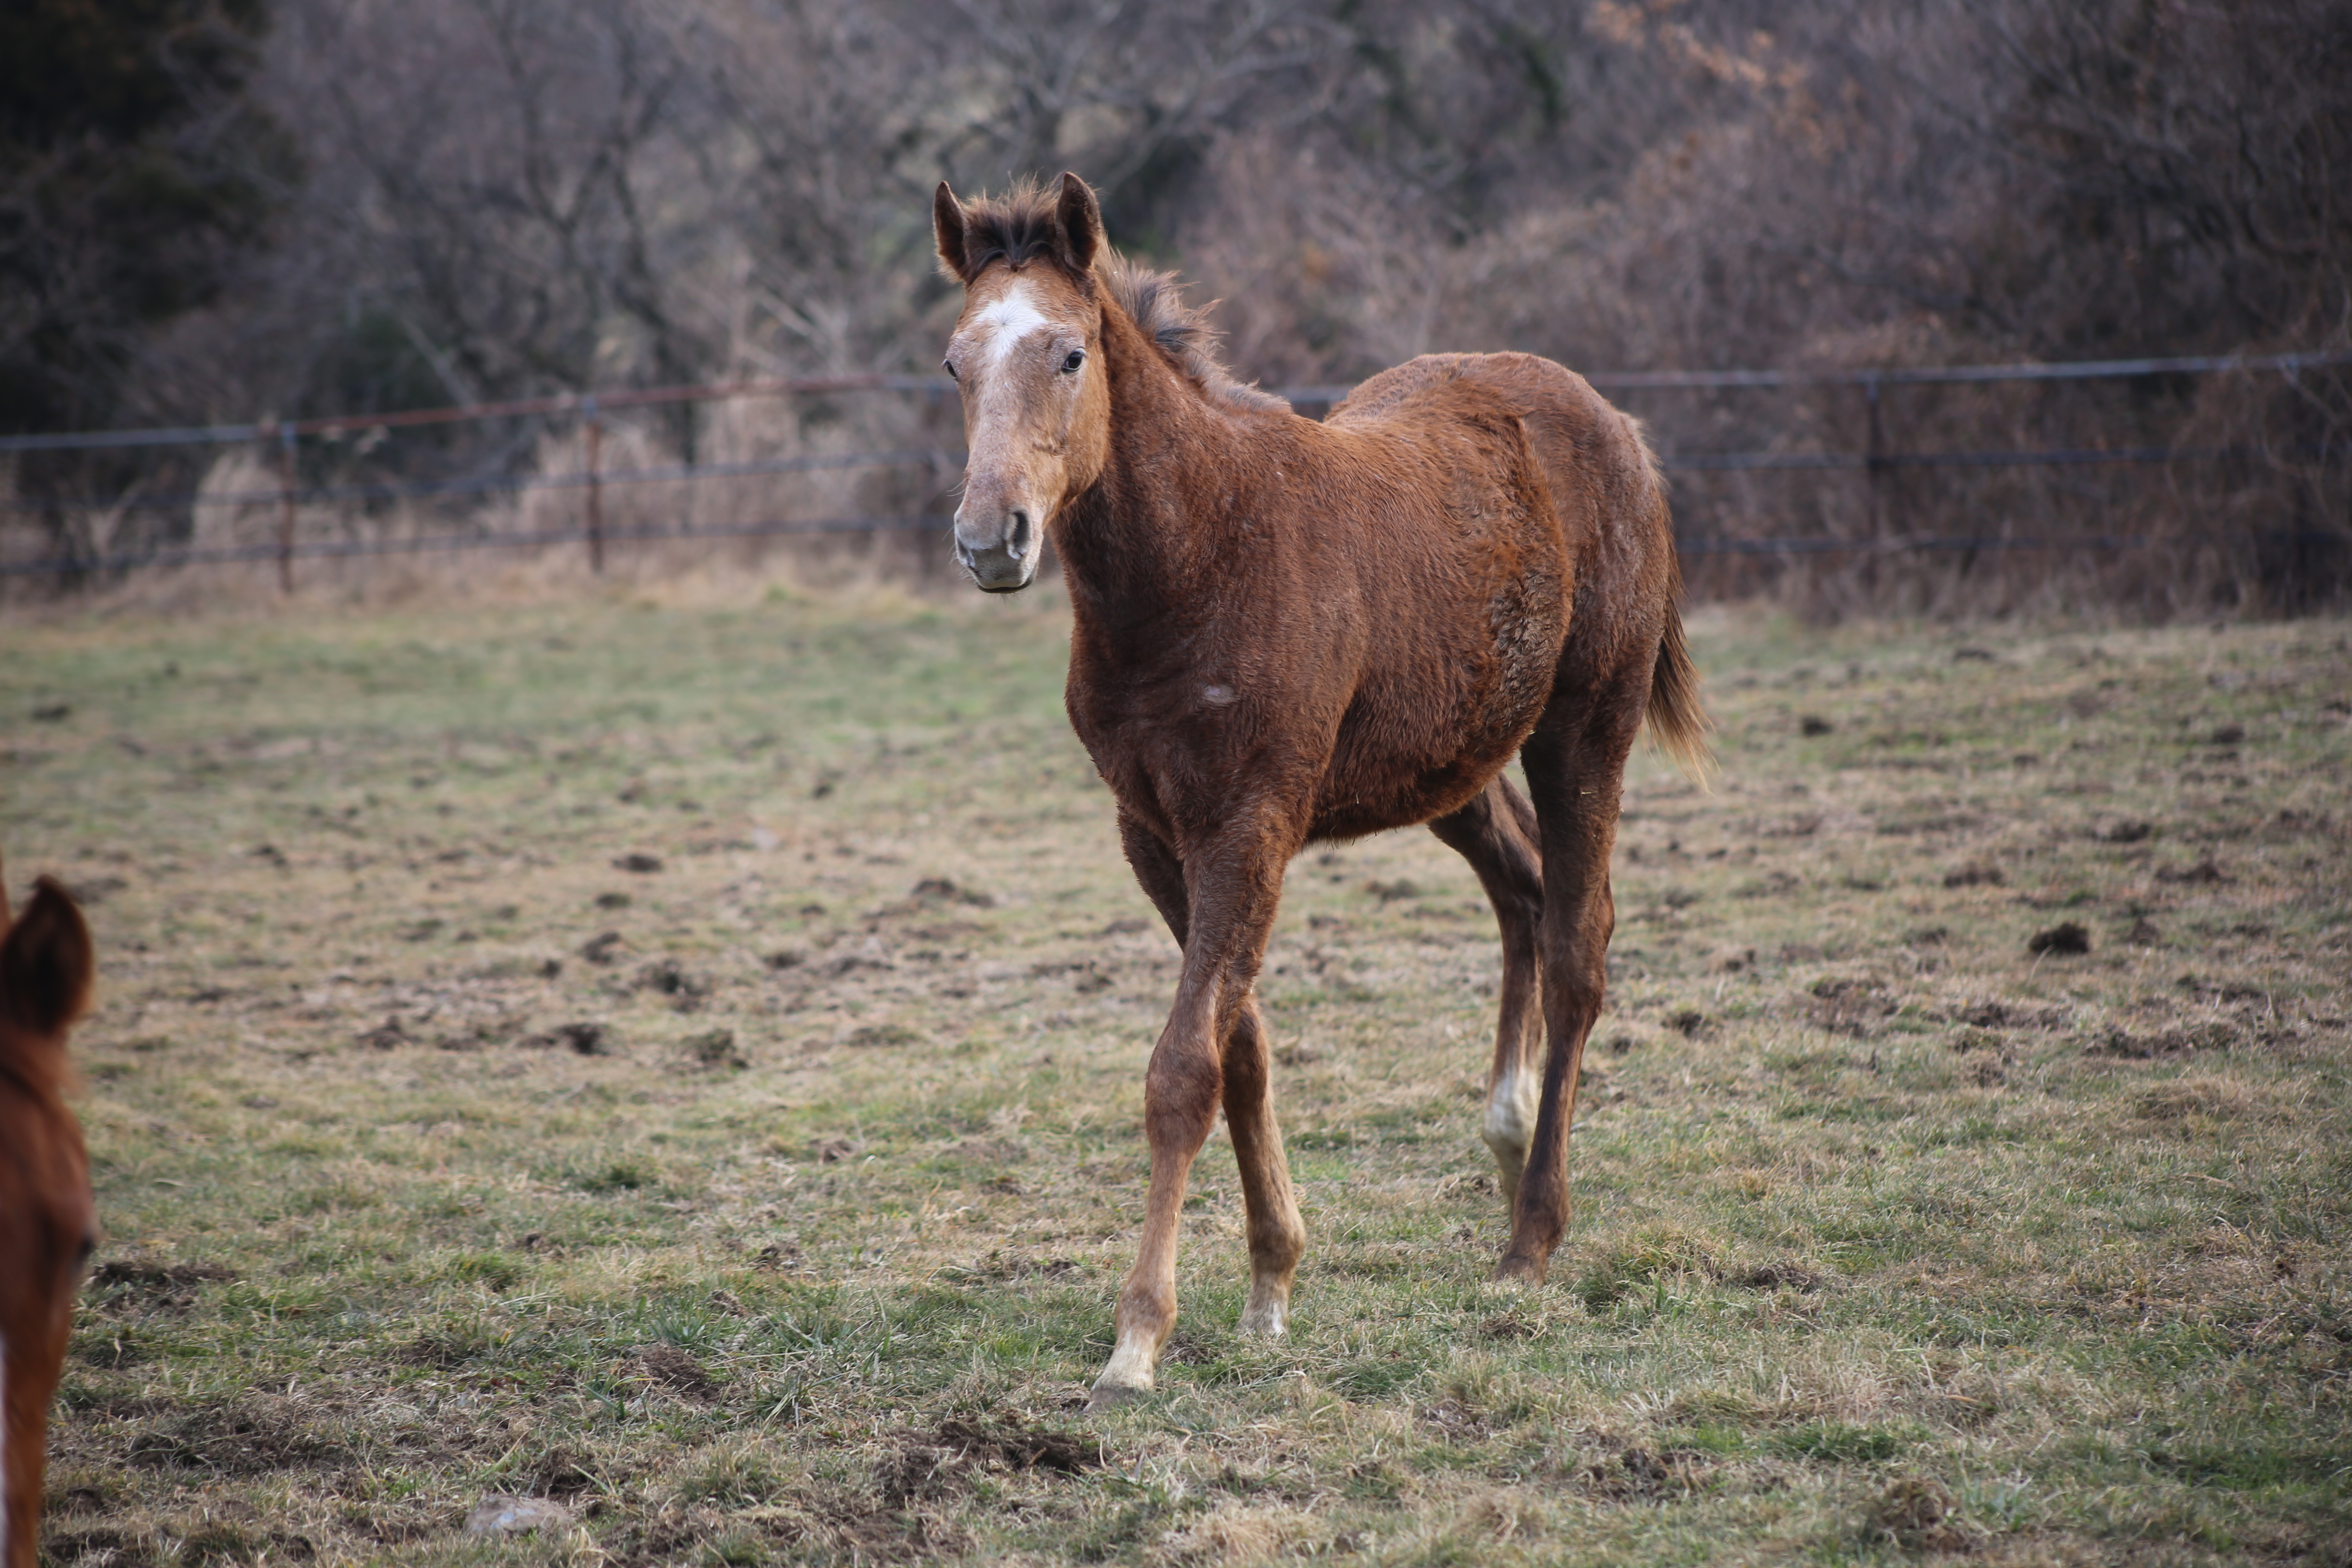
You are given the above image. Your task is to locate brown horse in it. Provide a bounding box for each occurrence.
[933,173,1710,1405]
[0,864,96,1568]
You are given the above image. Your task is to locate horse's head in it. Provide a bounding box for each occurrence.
[0,867,97,1568]
[933,172,1111,592]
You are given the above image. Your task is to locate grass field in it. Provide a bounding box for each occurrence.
[6,580,2350,1566]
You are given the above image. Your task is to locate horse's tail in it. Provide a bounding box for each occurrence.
[1647,591,1715,786]
[1626,422,1714,786]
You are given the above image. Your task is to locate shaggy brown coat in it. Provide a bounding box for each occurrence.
[934,174,1708,1404]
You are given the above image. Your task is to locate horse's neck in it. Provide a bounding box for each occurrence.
[1057,325,1252,621]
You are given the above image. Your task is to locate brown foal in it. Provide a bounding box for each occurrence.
[933,174,1711,1406]
[0,864,96,1568]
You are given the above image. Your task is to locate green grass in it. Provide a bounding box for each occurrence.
[7,580,2350,1565]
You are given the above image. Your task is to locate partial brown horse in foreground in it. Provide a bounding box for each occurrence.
[933,174,1711,1405]
[0,866,96,1568]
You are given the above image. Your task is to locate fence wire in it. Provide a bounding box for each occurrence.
[4,351,2346,584]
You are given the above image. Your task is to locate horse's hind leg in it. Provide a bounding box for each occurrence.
[1428,777,1546,1207]
[1502,684,1648,1283]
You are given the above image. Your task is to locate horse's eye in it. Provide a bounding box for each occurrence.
[943,359,958,381]
[1061,349,1086,374]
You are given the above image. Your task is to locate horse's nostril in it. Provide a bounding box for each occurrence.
[1008,510,1034,561]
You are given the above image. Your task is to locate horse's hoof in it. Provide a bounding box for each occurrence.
[1084,1380,1149,1414]
[1490,1253,1547,1287]
[1238,1293,1289,1339]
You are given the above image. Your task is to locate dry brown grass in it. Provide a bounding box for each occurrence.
[3,593,2347,1565]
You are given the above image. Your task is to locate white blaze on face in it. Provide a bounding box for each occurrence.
[970,280,1052,371]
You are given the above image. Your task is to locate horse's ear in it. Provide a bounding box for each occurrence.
[1054,171,1102,275]
[935,180,973,284]
[0,876,93,1037]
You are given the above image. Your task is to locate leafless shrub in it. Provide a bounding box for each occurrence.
[9,0,2343,615]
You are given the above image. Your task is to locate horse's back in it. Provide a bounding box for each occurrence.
[1332,353,1665,551]
[1333,352,1675,673]
[1286,356,1591,835]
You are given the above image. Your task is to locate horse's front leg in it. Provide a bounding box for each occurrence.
[1093,823,1293,1408]
[1116,817,1306,1344]
[1221,993,1305,1337]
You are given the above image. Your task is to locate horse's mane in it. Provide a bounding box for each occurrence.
[1098,254,1290,414]
[951,179,1287,414]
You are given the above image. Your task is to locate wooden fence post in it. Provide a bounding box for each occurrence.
[276,420,298,595]
[1864,374,1889,539]
[584,395,604,575]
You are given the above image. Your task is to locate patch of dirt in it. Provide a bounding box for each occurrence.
[632,958,710,1009]
[2081,1021,2237,1059]
[521,1021,609,1054]
[909,921,986,942]
[1030,957,1115,992]
[1805,979,1897,1036]
[911,876,995,907]
[92,1257,234,1292]
[89,1258,234,1312]
[946,1135,1028,1167]
[2029,921,2092,955]
[846,1022,922,1047]
[1480,1310,1544,1339]
[523,1450,602,1502]
[2178,974,2273,1004]
[621,1344,721,1399]
[1568,1438,1713,1501]
[1864,1475,1967,1552]
[1728,1262,1823,1292]
[65,874,130,905]
[124,1400,347,1475]
[1942,1000,2071,1031]
[42,1526,164,1568]
[877,1417,1103,1506]
[1418,1400,1492,1440]
[684,1028,746,1069]
[811,1491,973,1565]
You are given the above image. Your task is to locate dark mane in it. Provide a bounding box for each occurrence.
[947,178,1065,275]
[1100,252,1288,414]
[949,180,1285,414]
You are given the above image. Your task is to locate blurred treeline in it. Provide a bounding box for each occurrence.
[4,0,2348,614]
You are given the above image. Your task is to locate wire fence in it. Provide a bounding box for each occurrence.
[3,351,2347,586]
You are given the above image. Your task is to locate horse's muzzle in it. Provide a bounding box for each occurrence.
[954,507,1038,593]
